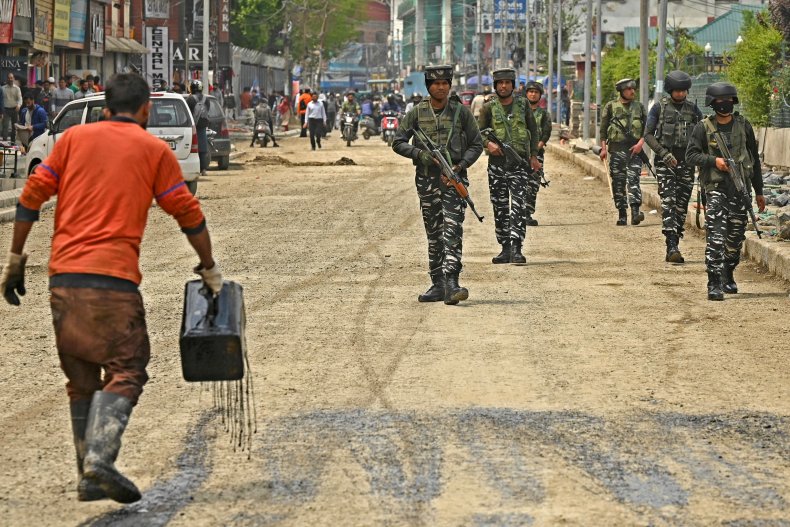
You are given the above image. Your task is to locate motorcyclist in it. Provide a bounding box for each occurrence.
[341,92,361,137]
[250,99,280,147]
[382,94,402,114]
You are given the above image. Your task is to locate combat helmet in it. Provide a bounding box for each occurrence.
[664,70,692,93]
[615,78,636,92]
[424,65,454,88]
[492,68,517,83]
[705,82,739,107]
[525,81,544,95]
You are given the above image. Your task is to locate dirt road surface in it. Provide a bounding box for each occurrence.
[1,132,788,526]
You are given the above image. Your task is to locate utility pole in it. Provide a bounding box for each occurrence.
[583,0,592,139]
[547,0,553,122]
[532,3,537,77]
[202,0,209,83]
[654,0,668,104]
[525,0,530,79]
[595,0,602,142]
[476,0,482,88]
[556,0,562,123]
[639,0,649,104]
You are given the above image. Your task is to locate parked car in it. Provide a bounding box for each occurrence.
[25,92,201,193]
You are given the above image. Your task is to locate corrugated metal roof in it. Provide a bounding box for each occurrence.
[690,4,763,56]
[624,27,658,50]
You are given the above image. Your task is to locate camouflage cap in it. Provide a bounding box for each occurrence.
[492,68,517,82]
[424,65,454,82]
[526,81,544,95]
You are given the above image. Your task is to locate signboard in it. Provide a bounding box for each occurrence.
[0,0,15,44]
[171,42,214,64]
[69,0,87,44]
[144,0,169,19]
[479,0,527,33]
[14,0,32,42]
[53,0,70,42]
[191,0,204,37]
[87,0,104,57]
[219,0,229,42]
[0,55,28,78]
[145,26,170,89]
[33,0,54,51]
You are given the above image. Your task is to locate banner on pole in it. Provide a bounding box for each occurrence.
[146,26,170,89]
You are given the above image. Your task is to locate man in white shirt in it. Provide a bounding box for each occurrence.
[304,91,327,150]
[2,73,23,141]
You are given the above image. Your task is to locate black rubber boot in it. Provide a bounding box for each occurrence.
[721,265,738,294]
[510,241,527,264]
[444,273,469,305]
[418,274,446,302]
[616,208,627,226]
[631,205,644,225]
[492,242,511,264]
[525,215,539,227]
[83,391,142,504]
[707,271,724,301]
[70,400,107,502]
[665,233,684,263]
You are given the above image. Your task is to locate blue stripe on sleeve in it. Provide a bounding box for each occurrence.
[155,181,186,200]
[38,164,61,183]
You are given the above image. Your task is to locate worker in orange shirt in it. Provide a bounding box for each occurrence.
[298,88,312,137]
[0,73,222,504]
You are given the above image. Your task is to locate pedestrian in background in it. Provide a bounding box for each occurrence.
[599,78,647,226]
[0,72,221,504]
[16,93,48,151]
[304,91,327,150]
[298,88,311,138]
[186,79,211,177]
[52,77,75,117]
[2,73,22,142]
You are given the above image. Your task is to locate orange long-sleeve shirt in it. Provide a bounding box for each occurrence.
[19,118,205,285]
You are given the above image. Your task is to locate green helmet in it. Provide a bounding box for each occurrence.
[615,78,636,92]
[492,68,517,82]
[525,81,544,95]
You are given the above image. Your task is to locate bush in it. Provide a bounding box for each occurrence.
[726,11,783,126]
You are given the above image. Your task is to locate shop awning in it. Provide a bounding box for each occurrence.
[105,36,149,54]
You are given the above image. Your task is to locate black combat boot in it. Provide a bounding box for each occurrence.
[525,215,539,226]
[418,273,446,302]
[444,273,469,305]
[665,233,684,263]
[721,265,738,294]
[510,241,527,264]
[70,400,107,501]
[83,391,142,504]
[631,205,644,225]
[616,208,627,226]
[492,242,511,264]
[707,271,724,301]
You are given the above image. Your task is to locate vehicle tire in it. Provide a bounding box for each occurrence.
[347,139,351,147]
[186,179,198,195]
[27,160,40,176]
[363,131,370,140]
[387,135,394,147]
[218,155,230,170]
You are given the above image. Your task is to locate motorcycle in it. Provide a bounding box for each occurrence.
[359,115,379,140]
[380,111,400,146]
[341,112,358,147]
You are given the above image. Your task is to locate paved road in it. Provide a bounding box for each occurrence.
[0,134,788,526]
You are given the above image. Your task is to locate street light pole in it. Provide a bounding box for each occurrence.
[583,0,592,139]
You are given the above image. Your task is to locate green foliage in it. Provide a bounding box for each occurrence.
[726,10,783,126]
[600,36,656,104]
[769,63,790,124]
[665,25,706,75]
[231,0,367,59]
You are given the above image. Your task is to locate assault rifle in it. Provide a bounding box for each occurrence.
[480,128,550,188]
[411,126,485,223]
[609,118,658,179]
[712,131,762,239]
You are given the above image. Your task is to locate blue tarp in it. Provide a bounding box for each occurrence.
[467,75,493,86]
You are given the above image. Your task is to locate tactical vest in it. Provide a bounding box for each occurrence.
[490,96,531,157]
[415,99,464,164]
[606,100,644,143]
[657,97,699,150]
[700,113,753,191]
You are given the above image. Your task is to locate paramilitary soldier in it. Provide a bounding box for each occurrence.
[686,82,765,301]
[644,71,703,263]
[478,68,541,264]
[392,65,484,305]
[525,80,552,226]
[599,78,648,226]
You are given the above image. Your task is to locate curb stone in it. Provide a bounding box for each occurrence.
[546,143,790,283]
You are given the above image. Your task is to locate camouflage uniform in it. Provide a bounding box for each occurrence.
[600,99,646,212]
[478,96,539,251]
[392,94,483,281]
[686,113,762,277]
[644,97,703,240]
[527,105,552,219]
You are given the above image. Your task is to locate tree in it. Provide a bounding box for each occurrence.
[769,0,790,41]
[726,10,783,126]
[665,23,705,75]
[600,35,656,104]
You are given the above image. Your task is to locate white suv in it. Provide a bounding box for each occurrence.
[25,92,201,193]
